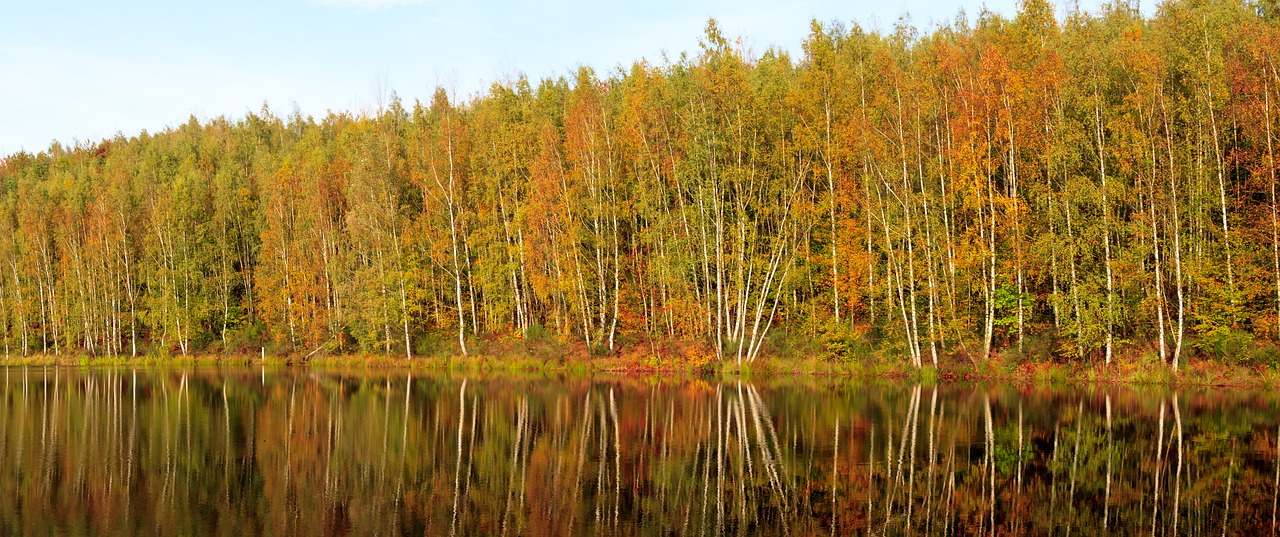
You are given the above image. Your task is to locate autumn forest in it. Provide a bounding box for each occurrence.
[2,0,1280,369]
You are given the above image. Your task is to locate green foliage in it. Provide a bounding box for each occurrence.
[1254,344,1280,369]
[525,323,552,343]
[1193,329,1254,365]
[412,332,442,357]
[992,284,1022,330]
[760,330,823,361]
[223,322,269,355]
[819,323,870,363]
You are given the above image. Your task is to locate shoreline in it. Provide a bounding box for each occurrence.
[0,353,1275,389]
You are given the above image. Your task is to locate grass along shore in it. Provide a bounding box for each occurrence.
[1,346,1277,389]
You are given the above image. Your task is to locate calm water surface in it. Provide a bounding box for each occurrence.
[0,367,1275,535]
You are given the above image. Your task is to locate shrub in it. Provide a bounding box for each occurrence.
[223,322,269,355]
[413,332,442,357]
[1193,329,1253,366]
[818,322,869,363]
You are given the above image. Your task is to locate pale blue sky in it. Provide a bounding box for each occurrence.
[0,0,1155,156]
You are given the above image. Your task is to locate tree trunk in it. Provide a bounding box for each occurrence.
[1095,103,1114,366]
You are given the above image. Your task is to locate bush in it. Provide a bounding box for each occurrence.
[744,358,777,379]
[818,323,869,363]
[223,322,269,355]
[821,331,856,362]
[755,329,822,360]
[521,324,566,363]
[1250,343,1280,369]
[413,332,442,357]
[1193,329,1253,366]
[525,323,552,343]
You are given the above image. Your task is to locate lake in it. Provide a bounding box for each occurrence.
[0,367,1273,535]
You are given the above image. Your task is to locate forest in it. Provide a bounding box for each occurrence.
[2,0,1280,369]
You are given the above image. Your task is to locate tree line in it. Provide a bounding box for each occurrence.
[2,0,1280,368]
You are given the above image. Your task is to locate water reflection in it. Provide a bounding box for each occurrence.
[0,367,1275,535]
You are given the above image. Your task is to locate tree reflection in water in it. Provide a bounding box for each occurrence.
[0,367,1275,536]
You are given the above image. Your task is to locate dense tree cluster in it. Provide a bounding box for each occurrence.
[2,0,1280,367]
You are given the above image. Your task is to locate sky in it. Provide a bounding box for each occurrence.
[0,0,1158,156]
